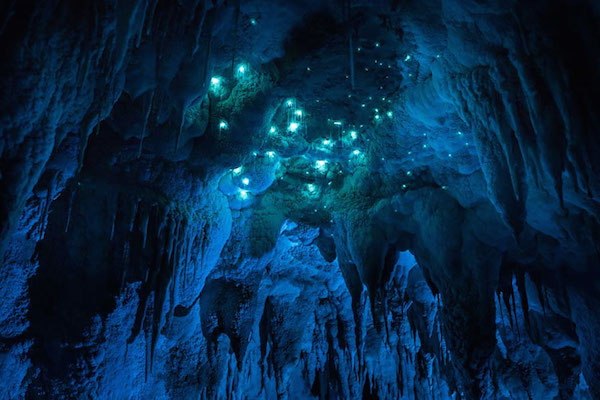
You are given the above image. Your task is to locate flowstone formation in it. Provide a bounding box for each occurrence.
[1,0,599,399]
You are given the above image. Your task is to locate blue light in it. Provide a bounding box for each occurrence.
[288,122,299,132]
[219,120,228,130]
[242,177,250,186]
[315,160,328,172]
[239,189,249,199]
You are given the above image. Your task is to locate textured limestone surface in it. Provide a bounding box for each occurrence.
[1,0,599,399]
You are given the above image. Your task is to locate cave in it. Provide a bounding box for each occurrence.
[1,0,599,399]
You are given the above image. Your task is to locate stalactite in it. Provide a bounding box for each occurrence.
[345,0,355,91]
[138,90,155,158]
[175,109,185,151]
[65,187,76,233]
[192,0,208,56]
[230,0,241,78]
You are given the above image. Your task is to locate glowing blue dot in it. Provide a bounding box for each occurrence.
[375,42,380,47]
[242,177,250,186]
[406,171,412,176]
[387,111,393,118]
[269,126,276,133]
[333,121,342,126]
[266,151,275,158]
[237,64,246,74]
[250,18,257,25]
[350,131,357,139]
[286,99,294,107]
[404,54,411,61]
[233,166,243,175]
[322,139,332,146]
[315,160,328,171]
[288,122,299,132]
[219,120,228,130]
[352,149,360,156]
[307,184,316,193]
[295,109,303,117]
[239,189,249,199]
[210,77,221,87]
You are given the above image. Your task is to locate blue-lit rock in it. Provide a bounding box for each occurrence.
[1,0,599,399]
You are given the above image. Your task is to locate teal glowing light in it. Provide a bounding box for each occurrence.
[402,184,407,189]
[250,18,257,25]
[239,189,249,199]
[269,126,276,134]
[375,42,380,47]
[307,183,316,193]
[233,166,243,175]
[457,131,463,136]
[374,114,381,120]
[406,171,412,176]
[315,160,328,172]
[404,54,411,61]
[295,109,303,117]
[210,76,221,87]
[242,177,250,186]
[286,99,294,107]
[266,151,276,158]
[219,120,228,130]
[387,111,393,118]
[333,121,342,126]
[352,149,361,156]
[350,131,357,139]
[237,64,247,75]
[288,122,299,132]
[322,139,332,146]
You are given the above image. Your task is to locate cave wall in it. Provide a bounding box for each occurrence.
[1,0,599,399]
